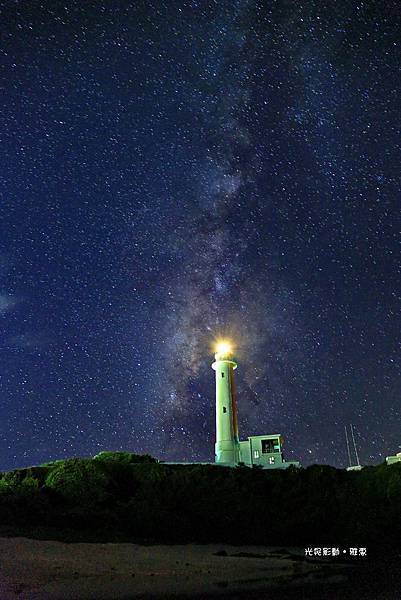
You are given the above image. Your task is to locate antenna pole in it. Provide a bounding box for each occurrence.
[350,424,360,467]
[345,425,352,468]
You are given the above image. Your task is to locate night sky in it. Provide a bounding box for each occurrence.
[1,1,399,471]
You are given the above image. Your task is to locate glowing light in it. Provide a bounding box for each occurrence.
[215,340,232,356]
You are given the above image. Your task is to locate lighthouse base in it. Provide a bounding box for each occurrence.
[215,440,240,466]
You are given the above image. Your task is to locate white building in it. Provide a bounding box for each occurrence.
[386,451,401,466]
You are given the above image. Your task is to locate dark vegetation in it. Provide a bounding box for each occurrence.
[0,451,400,551]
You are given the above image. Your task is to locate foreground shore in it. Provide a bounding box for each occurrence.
[0,537,397,599]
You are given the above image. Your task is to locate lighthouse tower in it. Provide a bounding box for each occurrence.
[212,342,240,466]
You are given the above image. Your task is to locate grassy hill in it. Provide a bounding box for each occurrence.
[0,452,399,550]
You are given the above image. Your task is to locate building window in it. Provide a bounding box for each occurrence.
[223,406,227,413]
[254,450,260,459]
[221,372,225,378]
[262,439,280,454]
[269,457,275,464]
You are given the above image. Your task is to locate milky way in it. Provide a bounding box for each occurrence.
[0,1,399,470]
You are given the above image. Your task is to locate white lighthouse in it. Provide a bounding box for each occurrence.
[163,341,299,469]
[212,341,300,469]
[212,341,240,466]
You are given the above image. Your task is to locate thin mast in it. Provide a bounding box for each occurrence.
[350,424,360,467]
[345,425,352,468]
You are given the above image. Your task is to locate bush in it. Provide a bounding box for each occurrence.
[93,451,157,464]
[45,458,110,506]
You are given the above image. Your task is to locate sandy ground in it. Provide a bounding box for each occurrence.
[0,538,354,599]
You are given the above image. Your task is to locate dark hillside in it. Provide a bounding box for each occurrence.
[0,453,399,550]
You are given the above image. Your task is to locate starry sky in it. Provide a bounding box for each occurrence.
[0,0,399,471]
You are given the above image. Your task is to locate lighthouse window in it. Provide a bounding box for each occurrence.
[223,406,227,413]
[221,372,225,378]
